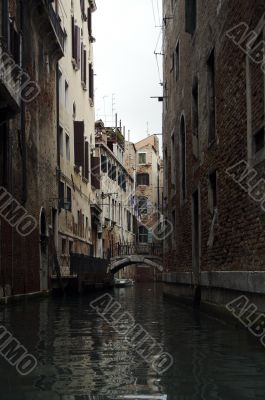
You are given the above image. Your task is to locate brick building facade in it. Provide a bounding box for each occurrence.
[162,0,265,310]
[0,0,64,297]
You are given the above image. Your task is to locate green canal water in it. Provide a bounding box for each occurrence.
[0,283,265,400]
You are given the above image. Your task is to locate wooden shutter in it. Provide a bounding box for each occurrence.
[71,16,75,58]
[101,155,107,172]
[81,42,84,81]
[76,26,81,68]
[84,141,89,179]
[87,8,92,37]
[74,121,84,170]
[84,50,87,85]
[91,157,100,189]
[89,63,94,100]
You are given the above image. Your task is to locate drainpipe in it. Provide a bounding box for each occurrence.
[21,0,27,205]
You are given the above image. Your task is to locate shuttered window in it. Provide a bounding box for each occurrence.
[108,160,112,178]
[112,165,117,181]
[59,181,65,209]
[71,16,75,59]
[91,157,100,189]
[89,63,94,101]
[122,174,126,192]
[137,173,150,186]
[84,141,89,180]
[72,20,81,69]
[67,186,72,212]
[74,121,84,171]
[87,7,92,37]
[101,155,107,172]
[81,44,87,86]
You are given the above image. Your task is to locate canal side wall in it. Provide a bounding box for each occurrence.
[163,272,265,314]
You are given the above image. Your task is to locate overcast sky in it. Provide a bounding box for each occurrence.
[93,0,163,146]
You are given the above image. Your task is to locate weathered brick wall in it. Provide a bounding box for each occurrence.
[0,0,62,296]
[163,0,265,273]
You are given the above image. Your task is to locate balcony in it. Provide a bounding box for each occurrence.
[41,0,65,57]
[0,19,21,121]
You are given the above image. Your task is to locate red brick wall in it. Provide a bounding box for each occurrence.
[163,0,265,273]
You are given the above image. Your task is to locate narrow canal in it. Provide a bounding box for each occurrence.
[0,283,265,400]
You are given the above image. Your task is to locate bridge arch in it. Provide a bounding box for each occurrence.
[109,242,163,274]
[109,255,163,274]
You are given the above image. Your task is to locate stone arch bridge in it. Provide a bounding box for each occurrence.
[109,243,163,274]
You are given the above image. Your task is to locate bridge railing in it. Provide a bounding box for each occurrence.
[113,242,163,257]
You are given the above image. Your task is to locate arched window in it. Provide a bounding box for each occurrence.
[180,115,186,200]
[136,173,149,186]
[138,226,148,243]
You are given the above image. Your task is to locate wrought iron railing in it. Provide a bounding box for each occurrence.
[43,0,64,54]
[113,242,163,257]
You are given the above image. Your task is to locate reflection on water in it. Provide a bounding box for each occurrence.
[0,284,265,400]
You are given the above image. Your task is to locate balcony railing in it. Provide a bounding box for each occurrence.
[43,0,64,55]
[113,242,163,258]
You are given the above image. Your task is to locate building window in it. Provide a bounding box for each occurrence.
[112,199,115,221]
[72,18,81,69]
[69,240,73,255]
[138,197,148,215]
[59,126,64,157]
[66,134,70,161]
[208,170,217,215]
[137,173,149,186]
[87,6,92,37]
[101,155,107,172]
[138,226,148,243]
[180,116,186,200]
[138,152,147,164]
[61,238,67,255]
[66,186,72,212]
[89,63,94,101]
[111,165,117,181]
[185,0,197,35]
[175,42,180,81]
[127,211,131,231]
[207,49,216,144]
[74,121,84,171]
[192,78,199,159]
[59,181,65,209]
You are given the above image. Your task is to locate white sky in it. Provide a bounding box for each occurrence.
[93,0,163,146]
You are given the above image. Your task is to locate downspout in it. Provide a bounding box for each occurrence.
[20,0,27,205]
